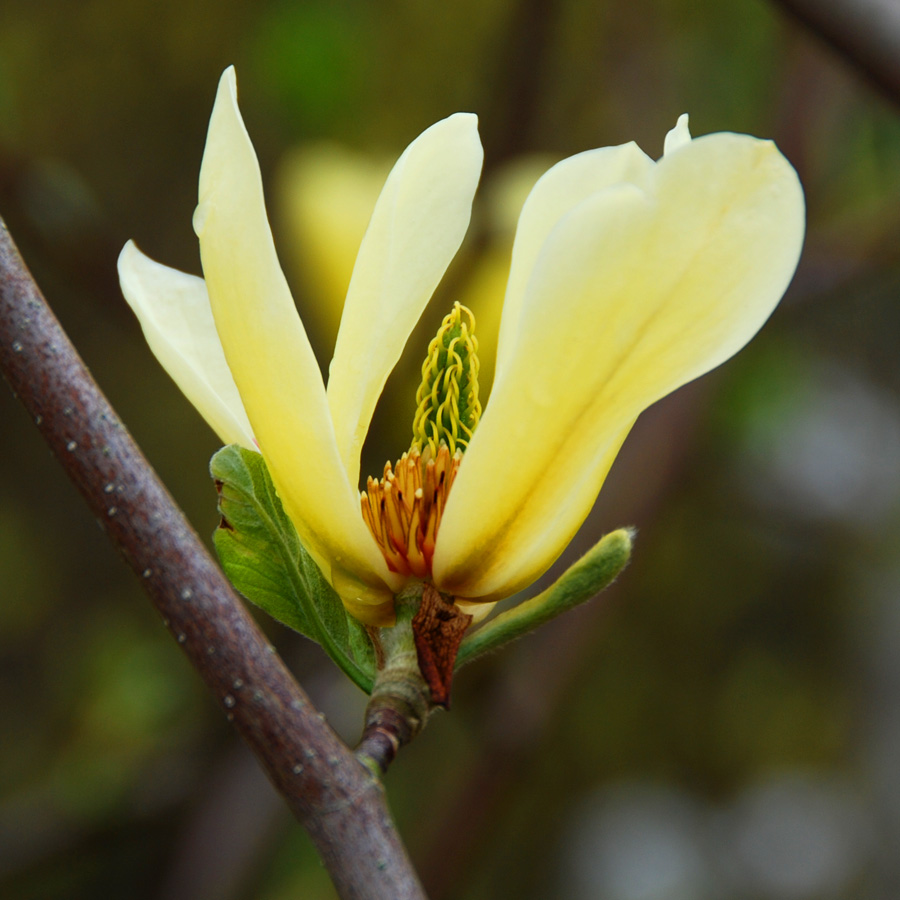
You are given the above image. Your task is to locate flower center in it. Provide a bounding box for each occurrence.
[360,444,462,576]
[360,302,480,577]
[412,301,481,457]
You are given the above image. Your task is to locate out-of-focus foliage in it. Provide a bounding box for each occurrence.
[2,0,900,898]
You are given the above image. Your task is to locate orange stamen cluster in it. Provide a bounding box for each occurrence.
[361,444,462,577]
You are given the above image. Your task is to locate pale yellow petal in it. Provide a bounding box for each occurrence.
[663,114,692,155]
[436,132,804,601]
[193,67,400,621]
[494,142,655,378]
[327,113,483,488]
[458,156,554,398]
[445,420,631,605]
[455,599,497,624]
[118,241,256,448]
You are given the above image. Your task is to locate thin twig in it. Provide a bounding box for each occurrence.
[772,0,900,105]
[0,217,427,900]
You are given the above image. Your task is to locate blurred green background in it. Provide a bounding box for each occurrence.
[3,0,900,898]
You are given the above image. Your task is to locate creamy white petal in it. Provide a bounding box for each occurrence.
[437,412,632,602]
[118,241,255,448]
[434,184,653,599]
[436,132,804,601]
[494,141,655,379]
[456,156,555,397]
[326,113,483,488]
[193,67,399,623]
[663,114,692,155]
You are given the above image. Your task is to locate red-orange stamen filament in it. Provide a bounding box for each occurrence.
[360,444,461,577]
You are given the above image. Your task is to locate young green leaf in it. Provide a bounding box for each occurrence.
[456,528,633,668]
[210,444,376,692]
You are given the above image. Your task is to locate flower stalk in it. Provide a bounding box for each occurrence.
[357,577,476,775]
[356,583,432,776]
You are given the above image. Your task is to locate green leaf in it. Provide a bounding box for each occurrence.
[455,528,634,668]
[347,615,376,675]
[210,444,375,693]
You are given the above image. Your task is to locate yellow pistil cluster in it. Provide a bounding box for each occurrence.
[361,302,479,577]
[411,302,481,456]
[360,444,462,577]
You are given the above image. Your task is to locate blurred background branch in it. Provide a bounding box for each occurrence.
[0,219,425,900]
[771,0,900,103]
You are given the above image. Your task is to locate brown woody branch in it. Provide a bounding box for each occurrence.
[0,217,427,900]
[772,0,900,105]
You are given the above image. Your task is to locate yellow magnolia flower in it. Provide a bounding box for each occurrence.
[119,67,804,627]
